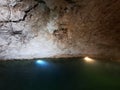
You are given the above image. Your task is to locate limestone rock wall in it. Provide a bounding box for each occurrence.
[0,0,120,59]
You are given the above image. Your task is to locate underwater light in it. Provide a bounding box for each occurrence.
[84,56,95,63]
[36,60,47,65]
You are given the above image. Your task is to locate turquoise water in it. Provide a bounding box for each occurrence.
[0,58,120,90]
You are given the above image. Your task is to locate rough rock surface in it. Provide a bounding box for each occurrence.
[0,0,120,60]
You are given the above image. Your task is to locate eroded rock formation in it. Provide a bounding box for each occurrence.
[0,0,120,59]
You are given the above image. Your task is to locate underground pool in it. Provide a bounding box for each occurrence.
[0,58,120,90]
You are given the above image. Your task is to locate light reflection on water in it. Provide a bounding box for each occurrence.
[0,58,120,90]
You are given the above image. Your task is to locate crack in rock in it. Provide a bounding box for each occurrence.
[0,3,39,23]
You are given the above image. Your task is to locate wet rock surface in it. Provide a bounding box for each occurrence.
[0,0,120,59]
